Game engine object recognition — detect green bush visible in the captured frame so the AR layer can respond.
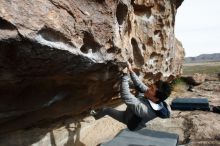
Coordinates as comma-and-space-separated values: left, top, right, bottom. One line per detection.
171, 78, 187, 92
171, 78, 186, 86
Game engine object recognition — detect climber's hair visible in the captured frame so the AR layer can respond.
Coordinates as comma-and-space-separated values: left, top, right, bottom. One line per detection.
155, 80, 171, 103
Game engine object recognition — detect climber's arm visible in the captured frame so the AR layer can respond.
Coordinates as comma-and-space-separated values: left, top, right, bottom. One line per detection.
127, 62, 148, 93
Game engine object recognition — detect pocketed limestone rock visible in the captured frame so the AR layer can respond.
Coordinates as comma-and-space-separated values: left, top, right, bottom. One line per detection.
0, 0, 184, 136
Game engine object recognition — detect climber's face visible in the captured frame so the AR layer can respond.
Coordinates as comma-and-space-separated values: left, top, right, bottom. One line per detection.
144, 84, 159, 103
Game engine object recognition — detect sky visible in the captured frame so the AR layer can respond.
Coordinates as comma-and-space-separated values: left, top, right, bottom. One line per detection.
175, 0, 220, 57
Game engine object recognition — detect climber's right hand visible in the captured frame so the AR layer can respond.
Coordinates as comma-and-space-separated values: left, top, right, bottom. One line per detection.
126, 61, 133, 72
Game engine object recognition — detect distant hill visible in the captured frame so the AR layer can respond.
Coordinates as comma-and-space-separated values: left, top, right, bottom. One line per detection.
185, 53, 220, 63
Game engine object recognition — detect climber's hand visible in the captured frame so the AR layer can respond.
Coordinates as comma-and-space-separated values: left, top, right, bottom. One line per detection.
126, 61, 133, 72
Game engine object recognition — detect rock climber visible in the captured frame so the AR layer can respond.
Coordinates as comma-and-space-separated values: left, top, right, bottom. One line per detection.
91, 62, 172, 131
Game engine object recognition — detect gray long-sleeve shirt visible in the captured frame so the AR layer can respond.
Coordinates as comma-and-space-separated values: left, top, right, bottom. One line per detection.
121, 72, 158, 129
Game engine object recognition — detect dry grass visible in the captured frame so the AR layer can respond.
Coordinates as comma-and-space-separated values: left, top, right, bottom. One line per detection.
183, 61, 220, 75
172, 83, 187, 93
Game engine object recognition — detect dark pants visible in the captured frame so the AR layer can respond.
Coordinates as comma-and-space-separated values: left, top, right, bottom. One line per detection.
95, 107, 127, 124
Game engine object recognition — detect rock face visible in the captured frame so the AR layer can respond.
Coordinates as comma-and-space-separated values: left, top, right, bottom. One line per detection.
0, 0, 184, 137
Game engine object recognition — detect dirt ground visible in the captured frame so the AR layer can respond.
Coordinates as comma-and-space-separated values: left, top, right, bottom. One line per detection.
165, 77, 220, 145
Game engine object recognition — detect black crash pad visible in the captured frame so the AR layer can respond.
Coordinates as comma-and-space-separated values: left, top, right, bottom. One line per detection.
101, 129, 179, 146
171, 98, 210, 111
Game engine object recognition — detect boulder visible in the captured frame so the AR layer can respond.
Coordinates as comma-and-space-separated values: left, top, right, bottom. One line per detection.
182, 73, 206, 86
0, 0, 184, 134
